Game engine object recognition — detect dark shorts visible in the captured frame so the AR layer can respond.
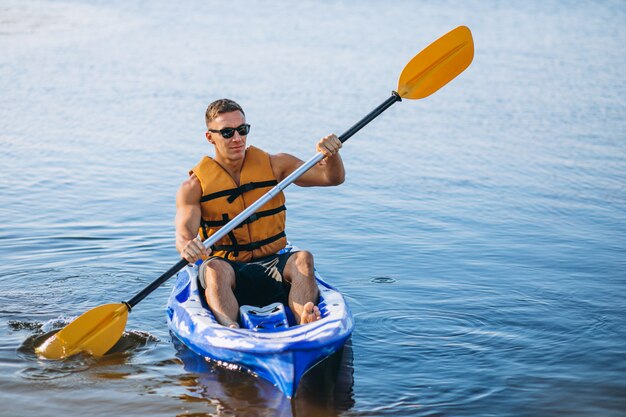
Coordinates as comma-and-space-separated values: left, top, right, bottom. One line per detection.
199, 251, 296, 307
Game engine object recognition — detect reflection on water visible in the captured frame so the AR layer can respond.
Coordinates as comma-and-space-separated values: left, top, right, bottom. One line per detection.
172, 336, 354, 417
15, 319, 159, 381
12, 318, 355, 416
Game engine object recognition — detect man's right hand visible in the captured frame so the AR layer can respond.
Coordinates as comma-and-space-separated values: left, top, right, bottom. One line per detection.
175, 173, 209, 263
180, 237, 211, 263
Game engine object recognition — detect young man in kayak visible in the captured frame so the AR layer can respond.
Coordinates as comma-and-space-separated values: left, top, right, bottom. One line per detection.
175, 98, 344, 328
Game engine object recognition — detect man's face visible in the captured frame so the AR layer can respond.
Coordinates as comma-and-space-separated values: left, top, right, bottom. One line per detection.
206, 110, 247, 161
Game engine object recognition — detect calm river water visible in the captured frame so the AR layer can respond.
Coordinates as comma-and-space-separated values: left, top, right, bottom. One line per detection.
1, 1, 625, 416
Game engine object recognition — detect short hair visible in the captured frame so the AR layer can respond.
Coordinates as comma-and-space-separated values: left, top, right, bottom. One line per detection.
205, 99, 245, 128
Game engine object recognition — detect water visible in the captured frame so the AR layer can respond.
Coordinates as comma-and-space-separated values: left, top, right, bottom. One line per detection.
1, 1, 625, 416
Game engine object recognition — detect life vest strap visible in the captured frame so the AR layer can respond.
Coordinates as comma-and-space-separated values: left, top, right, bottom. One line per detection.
200, 205, 286, 229
200, 180, 278, 203
211, 231, 286, 254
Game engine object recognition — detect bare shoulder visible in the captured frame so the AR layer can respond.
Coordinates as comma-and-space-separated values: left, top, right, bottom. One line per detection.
177, 173, 203, 204
270, 152, 303, 182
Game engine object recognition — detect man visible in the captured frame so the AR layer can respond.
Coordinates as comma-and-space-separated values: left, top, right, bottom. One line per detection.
175, 98, 344, 328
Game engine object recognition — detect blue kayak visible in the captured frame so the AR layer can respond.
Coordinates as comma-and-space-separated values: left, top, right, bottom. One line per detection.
166, 247, 354, 398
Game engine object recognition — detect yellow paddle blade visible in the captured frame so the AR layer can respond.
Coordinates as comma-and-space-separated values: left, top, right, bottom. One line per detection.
35, 303, 129, 360
397, 26, 474, 100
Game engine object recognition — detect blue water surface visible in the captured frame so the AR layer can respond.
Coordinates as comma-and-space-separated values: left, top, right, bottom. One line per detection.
1, 1, 625, 416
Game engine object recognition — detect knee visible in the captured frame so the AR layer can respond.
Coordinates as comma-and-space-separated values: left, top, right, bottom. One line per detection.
285, 251, 315, 284
293, 250, 315, 276
202, 259, 235, 289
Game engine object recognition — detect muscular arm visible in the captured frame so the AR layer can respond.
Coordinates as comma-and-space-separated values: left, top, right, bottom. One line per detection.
271, 134, 346, 186
175, 174, 209, 262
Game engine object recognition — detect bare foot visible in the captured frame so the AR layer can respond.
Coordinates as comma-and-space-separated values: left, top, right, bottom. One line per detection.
228, 323, 240, 329
300, 302, 322, 325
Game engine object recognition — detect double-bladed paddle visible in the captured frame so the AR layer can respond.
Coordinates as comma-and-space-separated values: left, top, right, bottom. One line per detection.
36, 25, 474, 360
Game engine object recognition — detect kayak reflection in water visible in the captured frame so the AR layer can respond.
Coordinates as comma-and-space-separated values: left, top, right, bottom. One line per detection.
174, 98, 345, 328
172, 335, 355, 415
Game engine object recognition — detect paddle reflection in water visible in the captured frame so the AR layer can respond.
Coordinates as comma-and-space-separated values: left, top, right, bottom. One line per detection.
17, 322, 159, 381
172, 336, 354, 417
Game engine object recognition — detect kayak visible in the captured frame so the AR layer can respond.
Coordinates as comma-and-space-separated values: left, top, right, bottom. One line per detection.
166, 245, 354, 398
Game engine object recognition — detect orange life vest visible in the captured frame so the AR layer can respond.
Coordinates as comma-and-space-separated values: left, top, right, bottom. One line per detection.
190, 145, 287, 262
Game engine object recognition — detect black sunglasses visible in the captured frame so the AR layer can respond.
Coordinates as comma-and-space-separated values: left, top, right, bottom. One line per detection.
208, 124, 250, 139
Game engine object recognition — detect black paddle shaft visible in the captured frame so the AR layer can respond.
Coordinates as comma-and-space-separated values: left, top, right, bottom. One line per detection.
124, 91, 402, 310
339, 92, 401, 143
125, 258, 188, 309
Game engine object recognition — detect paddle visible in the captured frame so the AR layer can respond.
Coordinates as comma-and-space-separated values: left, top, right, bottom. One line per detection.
36, 25, 474, 360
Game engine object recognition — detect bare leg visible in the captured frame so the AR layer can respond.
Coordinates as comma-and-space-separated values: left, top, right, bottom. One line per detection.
201, 258, 240, 328
283, 251, 322, 325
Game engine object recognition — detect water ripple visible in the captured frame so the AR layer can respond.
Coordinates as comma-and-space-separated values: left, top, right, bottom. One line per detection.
354, 307, 502, 355
14, 318, 160, 382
